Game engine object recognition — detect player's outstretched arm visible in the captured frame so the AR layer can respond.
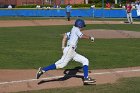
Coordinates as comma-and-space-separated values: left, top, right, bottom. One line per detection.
81, 34, 94, 42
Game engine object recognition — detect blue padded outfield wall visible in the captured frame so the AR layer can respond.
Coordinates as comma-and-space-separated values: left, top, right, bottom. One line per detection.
0, 8, 138, 18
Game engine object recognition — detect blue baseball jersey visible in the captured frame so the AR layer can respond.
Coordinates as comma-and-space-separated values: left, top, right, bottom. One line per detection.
65, 5, 71, 12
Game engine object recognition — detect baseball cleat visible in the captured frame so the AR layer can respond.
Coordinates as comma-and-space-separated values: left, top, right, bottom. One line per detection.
83, 77, 96, 84
36, 67, 44, 79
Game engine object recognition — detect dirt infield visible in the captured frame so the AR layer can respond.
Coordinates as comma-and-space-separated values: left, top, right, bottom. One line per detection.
83, 29, 140, 38
0, 20, 140, 93
0, 67, 140, 93
0, 20, 120, 27
0, 20, 140, 27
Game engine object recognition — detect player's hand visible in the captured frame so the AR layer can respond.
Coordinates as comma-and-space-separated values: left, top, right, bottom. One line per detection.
90, 37, 94, 42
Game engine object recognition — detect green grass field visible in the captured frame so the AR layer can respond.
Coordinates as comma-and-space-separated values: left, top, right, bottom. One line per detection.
0, 24, 140, 69
16, 77, 140, 93
0, 23, 140, 93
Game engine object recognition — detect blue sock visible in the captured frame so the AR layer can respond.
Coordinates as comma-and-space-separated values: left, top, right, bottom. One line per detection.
42, 64, 56, 72
83, 65, 88, 79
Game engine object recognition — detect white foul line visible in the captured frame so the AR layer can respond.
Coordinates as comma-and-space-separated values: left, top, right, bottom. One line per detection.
0, 69, 140, 85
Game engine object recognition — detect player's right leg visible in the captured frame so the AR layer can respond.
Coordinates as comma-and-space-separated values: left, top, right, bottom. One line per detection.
127, 13, 131, 23
73, 53, 96, 84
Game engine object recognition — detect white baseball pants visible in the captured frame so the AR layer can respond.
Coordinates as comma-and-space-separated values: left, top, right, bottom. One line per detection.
127, 12, 133, 23
137, 10, 140, 16
55, 45, 89, 69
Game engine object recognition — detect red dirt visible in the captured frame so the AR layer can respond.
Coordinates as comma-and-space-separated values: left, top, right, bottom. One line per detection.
0, 19, 140, 93
0, 67, 140, 93
0, 20, 140, 27
83, 29, 140, 38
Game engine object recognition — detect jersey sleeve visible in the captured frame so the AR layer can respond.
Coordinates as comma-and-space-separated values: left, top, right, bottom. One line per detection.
66, 32, 71, 40
76, 29, 83, 38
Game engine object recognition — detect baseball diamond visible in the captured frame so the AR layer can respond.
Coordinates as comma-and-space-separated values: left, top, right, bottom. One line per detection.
0, 18, 140, 93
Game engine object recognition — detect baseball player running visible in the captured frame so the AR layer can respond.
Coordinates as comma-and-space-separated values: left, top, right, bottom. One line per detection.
36, 19, 95, 84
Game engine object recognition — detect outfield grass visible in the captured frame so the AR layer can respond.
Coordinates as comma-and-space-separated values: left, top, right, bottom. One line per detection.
16, 77, 140, 93
0, 24, 139, 69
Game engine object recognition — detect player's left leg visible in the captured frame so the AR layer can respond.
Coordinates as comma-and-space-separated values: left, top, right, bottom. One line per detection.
73, 53, 95, 84
127, 13, 131, 23
36, 57, 71, 79
36, 46, 74, 79
130, 13, 133, 24
36, 64, 56, 79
